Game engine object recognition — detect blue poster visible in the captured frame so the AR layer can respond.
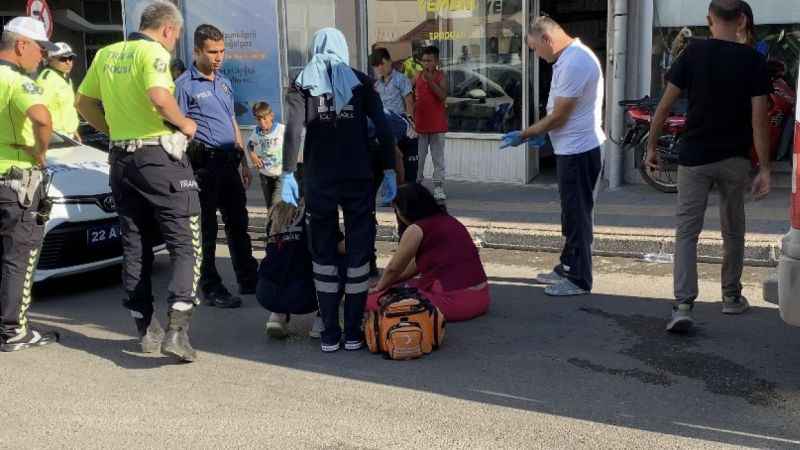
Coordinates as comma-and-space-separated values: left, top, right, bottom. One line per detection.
122, 0, 283, 125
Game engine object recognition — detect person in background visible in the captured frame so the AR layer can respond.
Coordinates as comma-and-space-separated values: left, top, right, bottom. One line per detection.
646, 0, 770, 333
368, 183, 490, 322
246, 101, 286, 209
36, 42, 80, 142
170, 58, 186, 80
414, 45, 448, 202
370, 47, 417, 183
175, 24, 259, 309
501, 16, 606, 297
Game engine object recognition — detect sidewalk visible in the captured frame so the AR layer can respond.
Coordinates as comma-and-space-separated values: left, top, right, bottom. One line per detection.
241, 178, 791, 267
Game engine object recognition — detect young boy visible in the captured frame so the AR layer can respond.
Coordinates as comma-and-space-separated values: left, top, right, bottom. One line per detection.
246, 102, 286, 208
414, 46, 449, 202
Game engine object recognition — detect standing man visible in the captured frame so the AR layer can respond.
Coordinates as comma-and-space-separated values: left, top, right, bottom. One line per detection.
0, 17, 59, 352
36, 42, 80, 142
370, 47, 417, 182
175, 24, 258, 309
76, 2, 202, 362
501, 16, 606, 297
282, 28, 396, 352
647, 0, 770, 333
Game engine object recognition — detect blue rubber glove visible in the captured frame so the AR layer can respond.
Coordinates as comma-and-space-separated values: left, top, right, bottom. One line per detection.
280, 171, 299, 206
499, 131, 526, 149
379, 169, 398, 206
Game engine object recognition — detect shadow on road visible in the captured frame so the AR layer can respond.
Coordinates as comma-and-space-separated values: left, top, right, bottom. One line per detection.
28, 260, 800, 448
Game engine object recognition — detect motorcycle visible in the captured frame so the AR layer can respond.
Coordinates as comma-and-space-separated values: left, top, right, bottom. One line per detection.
619, 59, 796, 193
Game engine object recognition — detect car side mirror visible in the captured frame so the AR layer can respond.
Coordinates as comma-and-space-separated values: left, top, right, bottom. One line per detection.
467, 88, 487, 100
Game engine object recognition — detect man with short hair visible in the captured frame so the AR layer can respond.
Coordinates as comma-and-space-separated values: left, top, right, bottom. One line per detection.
647, 0, 771, 333
76, 1, 202, 362
0, 17, 59, 352
175, 24, 258, 308
502, 16, 606, 297
37, 42, 80, 141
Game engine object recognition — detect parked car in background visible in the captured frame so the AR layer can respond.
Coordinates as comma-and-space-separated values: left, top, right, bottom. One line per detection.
38, 133, 163, 282
442, 63, 521, 133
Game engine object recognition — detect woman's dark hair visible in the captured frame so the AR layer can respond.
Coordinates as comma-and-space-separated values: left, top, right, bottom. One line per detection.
738, 0, 756, 47
393, 183, 445, 224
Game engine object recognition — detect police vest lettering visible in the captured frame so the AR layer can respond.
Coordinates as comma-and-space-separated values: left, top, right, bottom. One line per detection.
179, 179, 198, 190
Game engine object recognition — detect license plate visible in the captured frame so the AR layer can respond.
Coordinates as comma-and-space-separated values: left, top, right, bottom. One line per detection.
87, 223, 122, 247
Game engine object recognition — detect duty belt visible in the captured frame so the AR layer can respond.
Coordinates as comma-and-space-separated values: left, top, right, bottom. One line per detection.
110, 138, 161, 153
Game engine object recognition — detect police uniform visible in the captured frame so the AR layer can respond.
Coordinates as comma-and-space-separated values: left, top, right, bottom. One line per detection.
0, 60, 57, 350
283, 69, 394, 348
36, 67, 79, 138
78, 33, 202, 360
175, 64, 258, 303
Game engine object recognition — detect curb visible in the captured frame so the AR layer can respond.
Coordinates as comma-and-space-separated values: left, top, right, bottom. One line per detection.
227, 211, 782, 268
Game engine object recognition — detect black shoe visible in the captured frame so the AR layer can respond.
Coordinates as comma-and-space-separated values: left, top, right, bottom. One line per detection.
1, 329, 59, 352
133, 313, 165, 353
238, 282, 257, 296
162, 308, 196, 363
204, 288, 242, 309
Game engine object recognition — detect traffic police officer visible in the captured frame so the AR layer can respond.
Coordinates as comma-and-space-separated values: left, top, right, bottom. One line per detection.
36, 42, 80, 141
76, 2, 202, 363
282, 28, 397, 352
0, 17, 59, 352
175, 24, 258, 309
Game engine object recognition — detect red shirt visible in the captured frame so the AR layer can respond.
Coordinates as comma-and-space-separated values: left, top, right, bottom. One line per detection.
414, 214, 487, 291
414, 71, 448, 133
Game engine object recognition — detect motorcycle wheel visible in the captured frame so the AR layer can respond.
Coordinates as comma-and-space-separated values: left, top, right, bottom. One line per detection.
635, 135, 679, 194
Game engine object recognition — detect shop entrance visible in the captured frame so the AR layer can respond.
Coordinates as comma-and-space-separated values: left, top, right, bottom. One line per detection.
531, 0, 608, 182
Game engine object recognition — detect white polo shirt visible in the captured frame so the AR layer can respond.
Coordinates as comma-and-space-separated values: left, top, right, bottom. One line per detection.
546, 39, 606, 155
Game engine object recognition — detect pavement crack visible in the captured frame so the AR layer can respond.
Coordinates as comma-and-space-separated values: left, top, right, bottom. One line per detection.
579, 307, 783, 407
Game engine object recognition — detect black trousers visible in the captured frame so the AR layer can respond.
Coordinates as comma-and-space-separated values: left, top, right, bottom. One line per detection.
398, 137, 418, 184
109, 146, 202, 315
0, 183, 44, 339
554, 147, 602, 292
306, 180, 374, 344
189, 148, 258, 295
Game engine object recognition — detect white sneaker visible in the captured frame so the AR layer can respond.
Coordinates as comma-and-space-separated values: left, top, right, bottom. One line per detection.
266, 313, 289, 339
535, 271, 566, 285
722, 295, 750, 315
666, 304, 694, 333
433, 186, 447, 202
309, 315, 324, 339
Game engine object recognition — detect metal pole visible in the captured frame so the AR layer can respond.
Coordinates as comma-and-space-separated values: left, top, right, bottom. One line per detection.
609, 0, 628, 189
638, 0, 654, 98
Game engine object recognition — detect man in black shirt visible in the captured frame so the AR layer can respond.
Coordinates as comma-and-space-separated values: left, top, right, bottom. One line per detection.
647, 0, 771, 333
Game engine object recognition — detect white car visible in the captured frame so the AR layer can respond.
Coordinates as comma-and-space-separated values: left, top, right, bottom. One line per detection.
36, 133, 163, 282
778, 62, 800, 325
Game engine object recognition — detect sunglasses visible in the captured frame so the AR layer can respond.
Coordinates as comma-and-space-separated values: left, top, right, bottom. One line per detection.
58, 56, 75, 62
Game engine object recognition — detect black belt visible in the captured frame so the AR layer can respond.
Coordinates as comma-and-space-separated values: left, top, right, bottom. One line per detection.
187, 142, 241, 166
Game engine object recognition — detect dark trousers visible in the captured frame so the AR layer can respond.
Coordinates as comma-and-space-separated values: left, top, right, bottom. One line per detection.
306, 180, 375, 344
190, 148, 258, 295
109, 147, 202, 315
399, 137, 418, 184
0, 184, 44, 339
554, 147, 602, 292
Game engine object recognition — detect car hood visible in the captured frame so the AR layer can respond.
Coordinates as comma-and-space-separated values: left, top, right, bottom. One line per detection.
45, 145, 110, 198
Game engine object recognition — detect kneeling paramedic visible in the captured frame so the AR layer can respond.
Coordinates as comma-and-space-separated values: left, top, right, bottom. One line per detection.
0, 17, 59, 352
76, 2, 202, 363
281, 28, 397, 352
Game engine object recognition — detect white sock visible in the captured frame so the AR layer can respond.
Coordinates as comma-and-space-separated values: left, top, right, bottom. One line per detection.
130, 311, 144, 319
171, 302, 193, 312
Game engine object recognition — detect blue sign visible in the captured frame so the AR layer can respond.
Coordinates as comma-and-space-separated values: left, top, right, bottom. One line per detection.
122, 0, 284, 125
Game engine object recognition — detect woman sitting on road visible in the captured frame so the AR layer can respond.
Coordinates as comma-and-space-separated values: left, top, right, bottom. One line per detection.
368, 183, 491, 321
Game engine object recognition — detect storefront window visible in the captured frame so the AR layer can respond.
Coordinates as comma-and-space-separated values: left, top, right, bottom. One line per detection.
367, 0, 524, 133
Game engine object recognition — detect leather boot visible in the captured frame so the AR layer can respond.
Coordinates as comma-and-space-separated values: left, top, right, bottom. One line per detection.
162, 307, 196, 363
134, 314, 165, 353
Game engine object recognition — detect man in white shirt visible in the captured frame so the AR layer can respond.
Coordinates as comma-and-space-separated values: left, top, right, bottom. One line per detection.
501, 16, 606, 296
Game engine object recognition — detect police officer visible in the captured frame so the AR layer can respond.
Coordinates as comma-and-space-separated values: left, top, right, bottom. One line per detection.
175, 24, 258, 309
0, 17, 59, 352
282, 28, 397, 352
36, 42, 80, 141
76, 2, 202, 363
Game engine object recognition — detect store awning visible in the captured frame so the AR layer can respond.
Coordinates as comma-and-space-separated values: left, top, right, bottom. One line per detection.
655, 0, 800, 27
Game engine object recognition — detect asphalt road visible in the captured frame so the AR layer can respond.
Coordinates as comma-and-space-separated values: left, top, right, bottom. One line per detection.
2, 244, 799, 449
